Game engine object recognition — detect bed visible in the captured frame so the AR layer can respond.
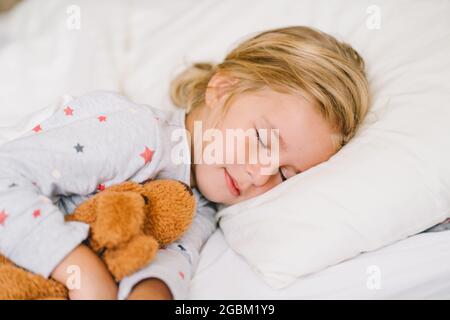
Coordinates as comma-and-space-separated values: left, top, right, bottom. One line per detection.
190, 229, 450, 299
1, 0, 449, 299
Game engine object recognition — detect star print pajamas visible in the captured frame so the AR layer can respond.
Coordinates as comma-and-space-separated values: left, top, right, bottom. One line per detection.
0, 90, 218, 300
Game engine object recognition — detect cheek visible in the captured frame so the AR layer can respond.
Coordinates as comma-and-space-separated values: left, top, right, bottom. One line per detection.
193, 164, 223, 202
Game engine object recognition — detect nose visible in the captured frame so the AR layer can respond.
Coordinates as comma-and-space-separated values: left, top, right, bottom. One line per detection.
245, 163, 272, 188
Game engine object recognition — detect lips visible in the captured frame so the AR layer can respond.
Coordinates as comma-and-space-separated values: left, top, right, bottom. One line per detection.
224, 169, 241, 197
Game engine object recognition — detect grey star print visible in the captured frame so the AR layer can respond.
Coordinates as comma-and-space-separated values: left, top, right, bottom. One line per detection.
74, 143, 84, 153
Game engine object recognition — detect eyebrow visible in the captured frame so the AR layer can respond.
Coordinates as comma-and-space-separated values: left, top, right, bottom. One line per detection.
262, 116, 286, 151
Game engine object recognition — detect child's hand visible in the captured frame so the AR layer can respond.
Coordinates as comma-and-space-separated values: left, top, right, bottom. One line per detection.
127, 278, 173, 300
51, 244, 118, 300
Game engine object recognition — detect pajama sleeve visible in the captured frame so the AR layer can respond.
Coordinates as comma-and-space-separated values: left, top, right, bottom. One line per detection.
0, 91, 170, 278
117, 188, 218, 300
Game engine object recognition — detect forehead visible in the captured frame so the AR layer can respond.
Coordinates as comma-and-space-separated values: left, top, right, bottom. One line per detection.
231, 87, 319, 129
231, 87, 311, 111
230, 87, 324, 130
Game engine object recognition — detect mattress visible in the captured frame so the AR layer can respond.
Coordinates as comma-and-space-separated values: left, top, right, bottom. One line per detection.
189, 229, 450, 299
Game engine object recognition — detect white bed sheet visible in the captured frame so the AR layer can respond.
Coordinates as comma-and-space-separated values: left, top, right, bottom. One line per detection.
189, 229, 450, 299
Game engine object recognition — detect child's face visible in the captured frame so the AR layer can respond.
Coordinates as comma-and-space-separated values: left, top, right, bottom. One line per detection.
188, 79, 338, 206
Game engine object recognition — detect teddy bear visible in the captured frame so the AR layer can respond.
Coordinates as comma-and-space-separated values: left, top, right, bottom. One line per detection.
0, 179, 196, 300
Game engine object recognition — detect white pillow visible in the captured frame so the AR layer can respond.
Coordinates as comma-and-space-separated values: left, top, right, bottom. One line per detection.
213, 0, 450, 289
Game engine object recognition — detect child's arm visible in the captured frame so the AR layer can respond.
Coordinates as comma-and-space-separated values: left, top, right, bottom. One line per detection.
118, 189, 218, 300
127, 278, 172, 300
51, 244, 117, 300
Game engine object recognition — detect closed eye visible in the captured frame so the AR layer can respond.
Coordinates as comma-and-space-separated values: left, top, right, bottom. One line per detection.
256, 127, 293, 182
279, 167, 287, 181
279, 167, 302, 181
255, 128, 268, 148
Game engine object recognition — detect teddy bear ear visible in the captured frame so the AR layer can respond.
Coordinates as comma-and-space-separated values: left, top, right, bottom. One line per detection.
102, 181, 144, 193
177, 180, 193, 196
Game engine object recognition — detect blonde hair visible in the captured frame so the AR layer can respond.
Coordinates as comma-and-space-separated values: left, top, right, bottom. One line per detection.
170, 26, 370, 149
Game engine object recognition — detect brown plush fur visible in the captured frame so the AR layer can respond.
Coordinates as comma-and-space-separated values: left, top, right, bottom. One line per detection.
0, 179, 196, 300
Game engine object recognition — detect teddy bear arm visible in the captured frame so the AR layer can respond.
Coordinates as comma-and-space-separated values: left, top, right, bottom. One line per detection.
102, 235, 159, 281
92, 191, 146, 248
65, 197, 97, 224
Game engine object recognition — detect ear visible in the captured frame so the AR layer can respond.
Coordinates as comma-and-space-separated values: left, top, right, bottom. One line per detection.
205, 73, 237, 109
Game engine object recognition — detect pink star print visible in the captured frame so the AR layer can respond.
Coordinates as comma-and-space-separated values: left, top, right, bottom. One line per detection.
179, 271, 185, 280
0, 209, 8, 226
98, 115, 107, 122
64, 106, 74, 116
33, 209, 41, 218
140, 146, 154, 164
32, 124, 42, 133
97, 184, 106, 192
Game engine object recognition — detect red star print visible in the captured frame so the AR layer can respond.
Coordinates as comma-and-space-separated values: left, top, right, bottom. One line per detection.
140, 146, 154, 164
0, 209, 8, 226
64, 106, 74, 116
98, 115, 107, 122
32, 124, 42, 133
97, 183, 106, 192
179, 271, 185, 280
32, 209, 41, 218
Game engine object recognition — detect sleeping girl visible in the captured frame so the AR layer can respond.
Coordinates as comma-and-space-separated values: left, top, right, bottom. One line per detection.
0, 26, 370, 299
